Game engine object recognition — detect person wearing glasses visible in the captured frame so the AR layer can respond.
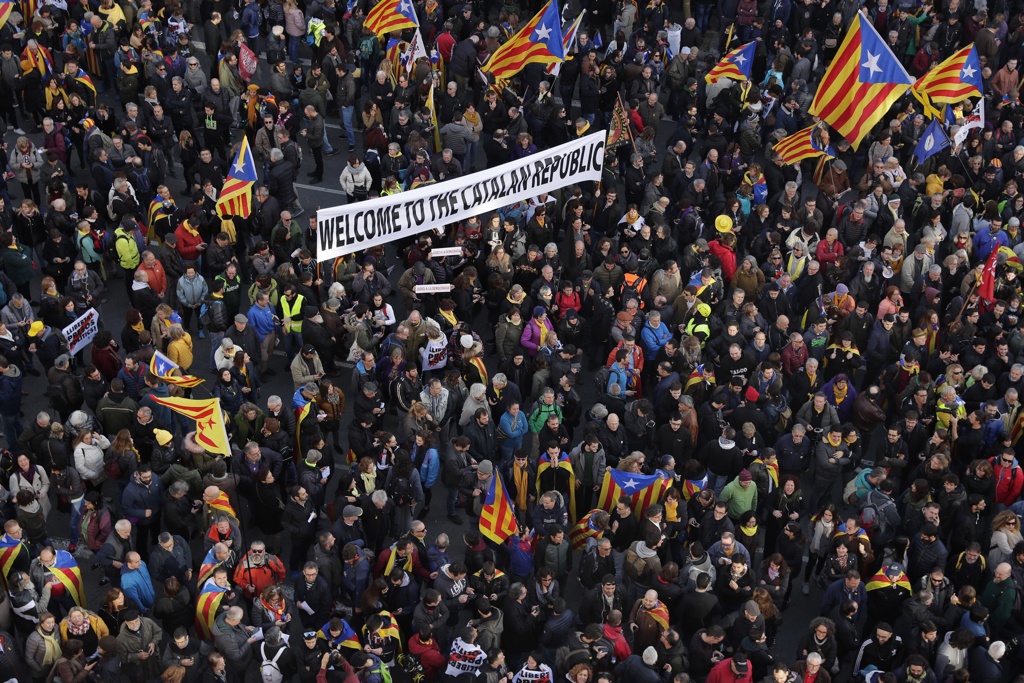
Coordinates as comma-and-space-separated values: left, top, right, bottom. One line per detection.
990, 449, 1024, 508
232, 541, 286, 603
989, 510, 1023, 564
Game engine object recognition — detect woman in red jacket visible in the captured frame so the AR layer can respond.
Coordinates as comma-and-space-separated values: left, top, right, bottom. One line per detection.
173, 216, 206, 267
407, 623, 445, 679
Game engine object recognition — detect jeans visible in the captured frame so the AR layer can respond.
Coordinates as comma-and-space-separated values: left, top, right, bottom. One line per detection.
446, 486, 460, 516
695, 2, 713, 32
463, 141, 478, 171
340, 106, 355, 148
0, 413, 22, 449
322, 128, 334, 154
282, 330, 302, 362
208, 331, 224, 372
288, 35, 300, 63
68, 495, 83, 545
711, 473, 729, 496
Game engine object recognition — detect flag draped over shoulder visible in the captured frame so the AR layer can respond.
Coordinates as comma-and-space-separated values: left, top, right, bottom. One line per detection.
215, 136, 257, 218
570, 509, 605, 550
150, 349, 204, 388
866, 568, 912, 592
912, 44, 983, 119
773, 123, 835, 165
480, 471, 518, 544
640, 601, 670, 630
363, 0, 419, 36
207, 491, 237, 519
704, 41, 755, 84
0, 535, 24, 577
596, 469, 670, 517
195, 581, 227, 641
197, 548, 223, 585
483, 0, 565, 81
48, 550, 86, 607
320, 619, 362, 649
809, 13, 913, 149
537, 450, 576, 522
148, 396, 231, 456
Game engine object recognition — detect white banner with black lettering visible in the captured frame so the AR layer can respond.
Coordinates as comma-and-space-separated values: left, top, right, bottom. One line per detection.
316, 132, 607, 261
62, 308, 100, 356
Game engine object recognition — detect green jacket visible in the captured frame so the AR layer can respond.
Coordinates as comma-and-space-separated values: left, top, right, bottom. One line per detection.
528, 401, 562, 433
1, 245, 33, 285
719, 477, 758, 520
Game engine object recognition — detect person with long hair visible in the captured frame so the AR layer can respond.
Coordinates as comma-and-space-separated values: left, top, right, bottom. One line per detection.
804, 504, 838, 594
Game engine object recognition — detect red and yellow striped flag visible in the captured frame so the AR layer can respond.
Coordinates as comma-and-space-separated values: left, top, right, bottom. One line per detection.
480, 471, 518, 544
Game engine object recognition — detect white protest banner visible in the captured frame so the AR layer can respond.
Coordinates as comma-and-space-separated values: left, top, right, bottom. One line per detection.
414, 284, 455, 294
317, 132, 606, 261
62, 308, 100, 356
429, 247, 464, 258
954, 98, 984, 147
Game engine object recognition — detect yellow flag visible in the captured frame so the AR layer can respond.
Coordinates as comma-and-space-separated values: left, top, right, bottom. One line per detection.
427, 83, 442, 153
148, 396, 232, 456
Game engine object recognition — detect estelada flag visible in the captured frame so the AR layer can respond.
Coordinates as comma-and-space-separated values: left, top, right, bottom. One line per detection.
570, 509, 605, 551
216, 136, 257, 219
704, 41, 755, 85
48, 550, 86, 607
596, 469, 670, 518
0, 534, 24, 578
150, 349, 204, 388
809, 13, 913, 149
362, 610, 403, 652
773, 122, 835, 165
364, 0, 419, 36
483, 0, 565, 81
197, 547, 223, 585
0, 2, 13, 30
866, 567, 912, 592
147, 396, 231, 456
320, 619, 361, 649
195, 582, 227, 641
912, 44, 983, 119
480, 470, 518, 544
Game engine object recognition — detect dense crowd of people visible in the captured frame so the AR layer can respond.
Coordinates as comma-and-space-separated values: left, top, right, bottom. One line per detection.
2, 0, 1024, 681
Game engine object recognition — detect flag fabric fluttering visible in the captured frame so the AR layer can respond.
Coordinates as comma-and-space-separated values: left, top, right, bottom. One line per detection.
480, 470, 519, 544
953, 99, 984, 147
427, 83, 442, 152
48, 550, 86, 607
363, 0, 419, 36
150, 349, 204, 388
147, 396, 232, 456
546, 11, 584, 77
0, 2, 13, 30
978, 244, 999, 303
408, 27, 428, 72
607, 93, 634, 150
483, 0, 565, 81
596, 469, 670, 518
772, 123, 835, 165
704, 41, 756, 84
216, 136, 257, 218
913, 117, 950, 163
809, 13, 913, 149
912, 44, 983, 119
570, 509, 605, 550
0, 534, 24, 578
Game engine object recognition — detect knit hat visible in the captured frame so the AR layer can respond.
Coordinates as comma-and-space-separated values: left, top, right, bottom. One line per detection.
744, 386, 759, 402
642, 647, 658, 666
154, 429, 173, 446
532, 306, 546, 318
738, 469, 752, 482
477, 460, 494, 474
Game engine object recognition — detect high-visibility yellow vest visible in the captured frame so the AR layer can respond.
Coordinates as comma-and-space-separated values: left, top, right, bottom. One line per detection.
281, 294, 305, 333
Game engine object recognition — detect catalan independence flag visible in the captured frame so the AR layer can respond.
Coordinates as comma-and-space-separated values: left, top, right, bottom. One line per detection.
483, 0, 565, 81
197, 548, 223, 585
195, 582, 227, 641
570, 509, 605, 551
320, 619, 361, 649
215, 136, 257, 219
148, 396, 231, 456
773, 123, 835, 165
912, 44, 983, 120
546, 11, 584, 77
363, 610, 403, 652
207, 490, 237, 520
363, 0, 419, 36
0, 535, 24, 578
0, 2, 14, 30
150, 349, 204, 388
638, 600, 670, 631
866, 566, 912, 593
704, 41, 755, 84
67, 67, 96, 99
596, 469, 670, 518
480, 470, 518, 544
48, 550, 86, 607
809, 13, 912, 149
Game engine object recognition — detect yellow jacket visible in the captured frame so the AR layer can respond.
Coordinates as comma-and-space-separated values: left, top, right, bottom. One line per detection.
59, 611, 110, 642
168, 333, 194, 371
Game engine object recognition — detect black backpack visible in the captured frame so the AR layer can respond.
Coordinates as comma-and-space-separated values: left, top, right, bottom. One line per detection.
388, 474, 413, 506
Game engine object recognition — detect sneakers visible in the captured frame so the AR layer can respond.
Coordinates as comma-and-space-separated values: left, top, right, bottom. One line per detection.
802, 583, 810, 595
13, 128, 24, 135
325, 149, 341, 157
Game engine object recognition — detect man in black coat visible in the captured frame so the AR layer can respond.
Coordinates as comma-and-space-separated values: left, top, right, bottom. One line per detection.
301, 307, 337, 370
294, 561, 333, 629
